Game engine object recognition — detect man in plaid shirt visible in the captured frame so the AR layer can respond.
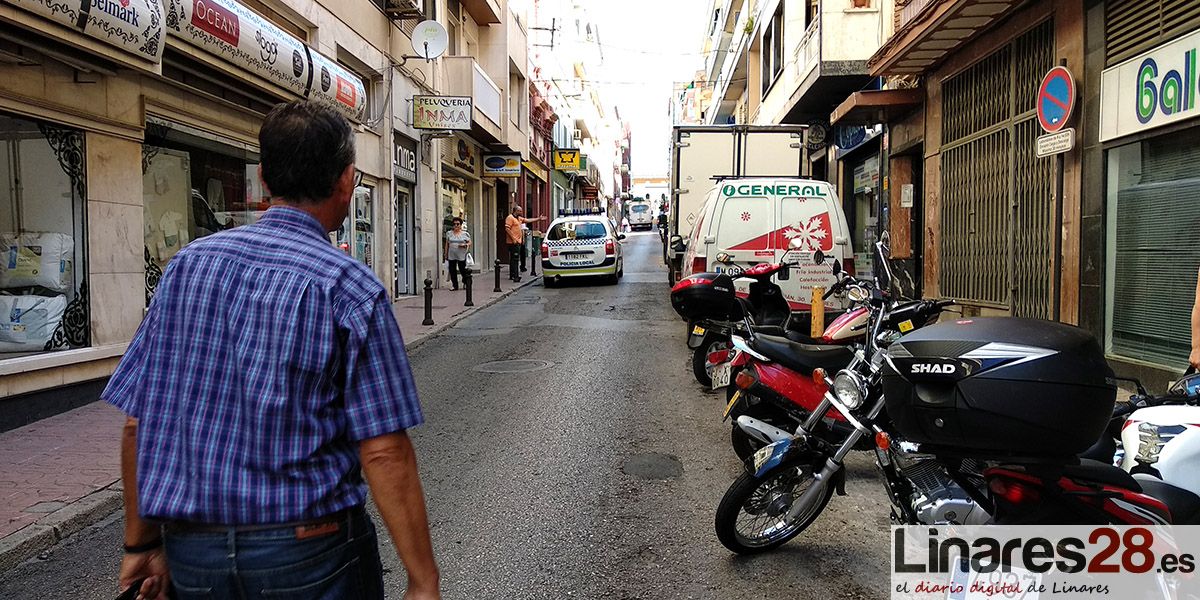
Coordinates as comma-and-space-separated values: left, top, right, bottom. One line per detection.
104, 101, 439, 600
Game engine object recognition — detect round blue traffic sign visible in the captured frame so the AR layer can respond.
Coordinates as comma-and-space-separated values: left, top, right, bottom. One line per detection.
1037, 66, 1076, 133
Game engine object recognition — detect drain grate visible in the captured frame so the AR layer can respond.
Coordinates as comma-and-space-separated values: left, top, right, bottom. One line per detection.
472, 359, 554, 374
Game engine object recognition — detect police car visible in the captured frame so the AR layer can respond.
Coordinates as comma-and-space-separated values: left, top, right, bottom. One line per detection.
540, 208, 625, 286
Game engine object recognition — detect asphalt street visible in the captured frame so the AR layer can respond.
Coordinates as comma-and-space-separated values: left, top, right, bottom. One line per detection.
0, 231, 891, 599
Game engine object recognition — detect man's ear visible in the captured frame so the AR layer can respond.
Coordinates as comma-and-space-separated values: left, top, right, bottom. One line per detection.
258, 165, 271, 196
336, 164, 355, 203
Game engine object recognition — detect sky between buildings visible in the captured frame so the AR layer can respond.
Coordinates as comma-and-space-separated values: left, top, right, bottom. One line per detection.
592, 0, 709, 179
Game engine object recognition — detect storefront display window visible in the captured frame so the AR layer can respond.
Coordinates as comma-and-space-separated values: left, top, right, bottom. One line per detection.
142, 123, 262, 305
1104, 131, 1200, 369
0, 114, 89, 357
336, 185, 374, 267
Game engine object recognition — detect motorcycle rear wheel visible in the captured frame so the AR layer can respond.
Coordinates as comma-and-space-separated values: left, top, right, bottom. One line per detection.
714, 461, 833, 555
691, 339, 729, 387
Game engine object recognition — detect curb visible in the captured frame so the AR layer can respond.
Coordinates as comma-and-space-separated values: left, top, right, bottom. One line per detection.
0, 278, 539, 571
405, 276, 540, 352
0, 484, 122, 572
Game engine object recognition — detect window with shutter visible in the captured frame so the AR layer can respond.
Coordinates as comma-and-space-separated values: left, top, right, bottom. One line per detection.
1106, 0, 1200, 66
1104, 127, 1200, 368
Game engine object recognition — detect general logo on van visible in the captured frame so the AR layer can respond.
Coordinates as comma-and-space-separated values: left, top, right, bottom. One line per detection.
721, 184, 828, 197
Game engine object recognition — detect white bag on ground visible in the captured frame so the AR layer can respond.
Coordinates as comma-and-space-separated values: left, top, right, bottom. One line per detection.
0, 233, 74, 292
0, 294, 67, 352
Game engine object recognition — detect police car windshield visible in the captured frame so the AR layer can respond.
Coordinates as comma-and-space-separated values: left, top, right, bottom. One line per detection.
548, 221, 607, 240
631, 205, 649, 213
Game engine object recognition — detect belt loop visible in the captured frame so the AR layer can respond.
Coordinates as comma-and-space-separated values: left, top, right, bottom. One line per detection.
344, 507, 355, 541
226, 526, 235, 561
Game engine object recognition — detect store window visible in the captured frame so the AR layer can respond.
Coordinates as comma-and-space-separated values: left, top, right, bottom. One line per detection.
336, 184, 374, 267
1105, 129, 1200, 368
0, 114, 89, 357
142, 122, 263, 305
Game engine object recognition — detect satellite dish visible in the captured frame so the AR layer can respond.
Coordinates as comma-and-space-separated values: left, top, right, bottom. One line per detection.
411, 20, 449, 60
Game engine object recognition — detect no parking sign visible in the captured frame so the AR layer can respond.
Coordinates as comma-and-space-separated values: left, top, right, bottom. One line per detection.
1037, 66, 1076, 133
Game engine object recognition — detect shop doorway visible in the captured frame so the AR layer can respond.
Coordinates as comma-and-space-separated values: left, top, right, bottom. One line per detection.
495, 179, 511, 261
394, 186, 413, 296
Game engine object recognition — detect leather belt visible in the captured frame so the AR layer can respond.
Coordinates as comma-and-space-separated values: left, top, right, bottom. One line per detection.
163, 505, 363, 539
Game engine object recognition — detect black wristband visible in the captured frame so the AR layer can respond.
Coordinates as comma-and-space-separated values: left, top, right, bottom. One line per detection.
123, 537, 163, 554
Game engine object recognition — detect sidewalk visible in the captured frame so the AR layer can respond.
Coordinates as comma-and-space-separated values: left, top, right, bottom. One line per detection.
0, 271, 539, 571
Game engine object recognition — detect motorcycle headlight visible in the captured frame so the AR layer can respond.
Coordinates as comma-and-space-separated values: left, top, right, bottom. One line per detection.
833, 370, 867, 410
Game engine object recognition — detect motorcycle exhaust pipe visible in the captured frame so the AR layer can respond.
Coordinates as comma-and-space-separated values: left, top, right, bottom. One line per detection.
735, 415, 793, 446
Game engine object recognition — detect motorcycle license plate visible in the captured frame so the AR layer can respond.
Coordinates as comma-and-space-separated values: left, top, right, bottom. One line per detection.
723, 390, 742, 419
948, 557, 1041, 600
692, 325, 706, 336
711, 363, 732, 390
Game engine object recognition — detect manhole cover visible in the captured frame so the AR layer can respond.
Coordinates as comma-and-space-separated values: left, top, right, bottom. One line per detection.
622, 453, 683, 480
472, 359, 554, 373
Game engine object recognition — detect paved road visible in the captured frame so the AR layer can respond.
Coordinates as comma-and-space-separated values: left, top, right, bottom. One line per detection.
0, 232, 891, 599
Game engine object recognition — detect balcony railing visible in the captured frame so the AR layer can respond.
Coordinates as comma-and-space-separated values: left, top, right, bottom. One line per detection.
897, 0, 935, 31
794, 20, 820, 82
444, 56, 503, 129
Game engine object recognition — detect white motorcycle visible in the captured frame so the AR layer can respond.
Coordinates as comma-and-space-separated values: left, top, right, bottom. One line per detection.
1119, 372, 1200, 509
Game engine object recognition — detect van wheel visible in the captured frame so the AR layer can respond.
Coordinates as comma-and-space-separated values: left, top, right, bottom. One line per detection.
543, 276, 556, 288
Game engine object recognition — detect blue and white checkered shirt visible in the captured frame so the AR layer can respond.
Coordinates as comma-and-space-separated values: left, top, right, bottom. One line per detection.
103, 206, 423, 525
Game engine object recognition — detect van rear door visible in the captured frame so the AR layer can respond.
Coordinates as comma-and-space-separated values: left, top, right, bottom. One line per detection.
711, 192, 776, 279
776, 187, 843, 309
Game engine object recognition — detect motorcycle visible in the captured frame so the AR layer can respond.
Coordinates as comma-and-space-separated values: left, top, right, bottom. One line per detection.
719, 237, 945, 461
672, 251, 859, 387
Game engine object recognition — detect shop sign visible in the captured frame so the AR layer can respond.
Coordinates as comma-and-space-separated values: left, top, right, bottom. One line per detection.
554, 149, 580, 171
482, 154, 521, 177
8, 0, 166, 63
1101, 27, 1200, 142
523, 160, 548, 182
164, 0, 366, 120
394, 133, 418, 184
412, 96, 471, 130
853, 156, 880, 193
452, 138, 476, 172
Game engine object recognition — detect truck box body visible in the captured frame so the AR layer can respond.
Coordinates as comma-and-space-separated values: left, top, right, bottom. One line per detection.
667, 125, 807, 283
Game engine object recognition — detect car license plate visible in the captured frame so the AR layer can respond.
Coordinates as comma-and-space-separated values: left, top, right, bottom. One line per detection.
711, 363, 732, 390
716, 265, 744, 276
692, 325, 706, 336
723, 390, 742, 419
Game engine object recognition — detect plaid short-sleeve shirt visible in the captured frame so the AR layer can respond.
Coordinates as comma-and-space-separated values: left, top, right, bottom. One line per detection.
103, 206, 423, 525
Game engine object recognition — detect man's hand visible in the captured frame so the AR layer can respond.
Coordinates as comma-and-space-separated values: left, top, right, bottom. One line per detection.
1190, 347, 1200, 371
119, 547, 170, 600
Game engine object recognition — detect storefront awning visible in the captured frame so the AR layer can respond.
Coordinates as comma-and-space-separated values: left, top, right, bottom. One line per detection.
2, 0, 166, 64
868, 0, 1023, 77
830, 89, 924, 126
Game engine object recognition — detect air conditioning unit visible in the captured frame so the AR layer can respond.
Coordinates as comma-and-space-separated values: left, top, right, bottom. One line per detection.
572, 130, 583, 141
385, 0, 423, 19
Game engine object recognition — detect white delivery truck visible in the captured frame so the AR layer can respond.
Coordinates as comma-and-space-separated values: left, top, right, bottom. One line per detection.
664, 125, 811, 285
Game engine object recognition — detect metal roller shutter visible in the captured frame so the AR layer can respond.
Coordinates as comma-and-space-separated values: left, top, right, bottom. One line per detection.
1107, 0, 1200, 66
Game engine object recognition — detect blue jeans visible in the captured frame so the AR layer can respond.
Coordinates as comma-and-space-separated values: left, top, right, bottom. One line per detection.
163, 508, 384, 599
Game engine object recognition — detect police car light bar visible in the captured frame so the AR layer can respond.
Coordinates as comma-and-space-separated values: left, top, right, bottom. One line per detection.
558, 208, 603, 216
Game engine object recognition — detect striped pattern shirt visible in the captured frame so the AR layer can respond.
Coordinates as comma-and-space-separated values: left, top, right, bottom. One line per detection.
103, 206, 423, 524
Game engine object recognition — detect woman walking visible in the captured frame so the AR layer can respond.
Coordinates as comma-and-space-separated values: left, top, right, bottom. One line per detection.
445, 217, 471, 291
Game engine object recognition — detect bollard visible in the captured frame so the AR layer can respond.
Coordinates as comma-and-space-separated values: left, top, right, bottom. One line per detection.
494, 258, 502, 292
464, 269, 474, 307
422, 273, 435, 326
810, 286, 825, 339
530, 237, 539, 276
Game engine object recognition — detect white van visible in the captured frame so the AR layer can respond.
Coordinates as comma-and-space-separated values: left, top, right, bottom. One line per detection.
680, 178, 854, 309
627, 200, 654, 231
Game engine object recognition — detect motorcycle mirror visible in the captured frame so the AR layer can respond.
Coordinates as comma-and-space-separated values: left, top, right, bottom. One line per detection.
813, 250, 826, 265
777, 264, 791, 281
832, 258, 842, 275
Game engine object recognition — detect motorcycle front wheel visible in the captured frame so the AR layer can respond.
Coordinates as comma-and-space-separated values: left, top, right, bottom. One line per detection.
714, 460, 833, 554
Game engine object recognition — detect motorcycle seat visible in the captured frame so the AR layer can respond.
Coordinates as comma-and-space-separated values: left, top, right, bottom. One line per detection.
751, 334, 854, 376
1061, 459, 1141, 490
1134, 475, 1200, 524
750, 325, 820, 344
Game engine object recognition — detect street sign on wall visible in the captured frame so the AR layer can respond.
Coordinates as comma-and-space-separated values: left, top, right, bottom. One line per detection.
1035, 128, 1076, 158
1037, 66, 1076, 133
